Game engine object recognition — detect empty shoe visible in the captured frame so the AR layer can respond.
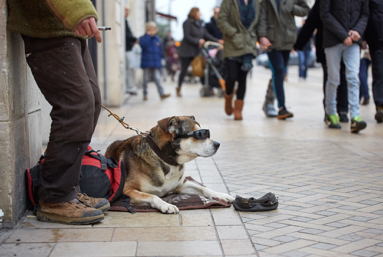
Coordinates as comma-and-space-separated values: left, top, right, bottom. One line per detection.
233, 193, 278, 212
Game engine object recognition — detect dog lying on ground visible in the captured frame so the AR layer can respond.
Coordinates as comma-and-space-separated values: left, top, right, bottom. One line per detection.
105, 116, 235, 213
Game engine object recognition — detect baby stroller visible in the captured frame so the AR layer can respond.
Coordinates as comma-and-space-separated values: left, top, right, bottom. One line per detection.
200, 42, 226, 98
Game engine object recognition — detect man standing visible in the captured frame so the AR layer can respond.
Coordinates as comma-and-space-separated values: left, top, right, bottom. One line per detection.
320, 0, 369, 132
125, 6, 138, 95
7, 0, 109, 224
364, 0, 383, 123
206, 7, 223, 40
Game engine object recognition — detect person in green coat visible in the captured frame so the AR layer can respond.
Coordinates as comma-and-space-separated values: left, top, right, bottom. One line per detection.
217, 0, 261, 120
258, 0, 310, 120
7, 0, 110, 225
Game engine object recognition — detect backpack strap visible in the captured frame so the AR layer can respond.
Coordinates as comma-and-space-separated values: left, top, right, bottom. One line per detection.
85, 150, 117, 171
120, 194, 136, 214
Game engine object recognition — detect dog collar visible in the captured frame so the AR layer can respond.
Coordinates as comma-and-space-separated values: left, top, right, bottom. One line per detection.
146, 134, 179, 166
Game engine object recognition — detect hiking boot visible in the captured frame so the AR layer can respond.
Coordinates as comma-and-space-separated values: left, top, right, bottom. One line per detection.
375, 107, 383, 123
339, 113, 349, 123
351, 116, 367, 133
36, 199, 104, 225
160, 94, 171, 100
77, 193, 110, 213
325, 114, 341, 129
277, 106, 293, 120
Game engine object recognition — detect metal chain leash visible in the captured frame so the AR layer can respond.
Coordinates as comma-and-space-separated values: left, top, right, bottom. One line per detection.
101, 105, 149, 137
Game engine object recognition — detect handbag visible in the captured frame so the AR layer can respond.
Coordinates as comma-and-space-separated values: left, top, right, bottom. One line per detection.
191, 54, 205, 78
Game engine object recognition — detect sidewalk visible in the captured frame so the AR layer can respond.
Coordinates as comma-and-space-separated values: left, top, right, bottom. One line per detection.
1, 65, 383, 257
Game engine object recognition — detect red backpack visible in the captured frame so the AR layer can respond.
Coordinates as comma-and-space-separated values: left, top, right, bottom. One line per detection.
25, 146, 126, 211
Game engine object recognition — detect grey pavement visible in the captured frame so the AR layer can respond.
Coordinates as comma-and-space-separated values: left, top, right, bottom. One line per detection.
1, 65, 383, 257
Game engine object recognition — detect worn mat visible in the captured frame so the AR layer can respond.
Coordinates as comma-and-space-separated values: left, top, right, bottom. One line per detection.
109, 176, 231, 212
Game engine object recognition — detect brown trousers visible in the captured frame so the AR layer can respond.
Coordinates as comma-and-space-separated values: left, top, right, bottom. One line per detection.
23, 36, 101, 203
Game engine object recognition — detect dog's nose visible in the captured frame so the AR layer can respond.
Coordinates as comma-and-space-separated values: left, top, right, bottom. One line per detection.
213, 141, 220, 149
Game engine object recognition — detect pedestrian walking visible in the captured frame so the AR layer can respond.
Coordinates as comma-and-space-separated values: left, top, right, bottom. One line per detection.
139, 22, 171, 101
258, 0, 310, 120
177, 7, 222, 97
217, 0, 260, 120
297, 20, 312, 81
294, 0, 349, 123
320, 0, 369, 132
7, 0, 109, 224
359, 43, 371, 105
206, 7, 223, 40
125, 6, 138, 95
364, 0, 383, 123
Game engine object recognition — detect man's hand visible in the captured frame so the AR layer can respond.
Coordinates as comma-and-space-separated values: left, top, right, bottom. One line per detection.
349, 30, 361, 42
199, 39, 206, 48
260, 37, 272, 50
362, 41, 367, 50
343, 36, 352, 46
218, 39, 224, 45
75, 17, 102, 43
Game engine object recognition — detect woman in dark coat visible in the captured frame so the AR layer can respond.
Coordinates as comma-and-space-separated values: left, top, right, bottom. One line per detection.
177, 7, 221, 97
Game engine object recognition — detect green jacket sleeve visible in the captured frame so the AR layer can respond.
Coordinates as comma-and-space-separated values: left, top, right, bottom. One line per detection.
217, 0, 237, 37
257, 0, 268, 38
292, 0, 310, 17
45, 0, 98, 31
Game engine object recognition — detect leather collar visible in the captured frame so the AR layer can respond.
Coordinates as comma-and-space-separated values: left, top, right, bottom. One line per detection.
146, 134, 179, 166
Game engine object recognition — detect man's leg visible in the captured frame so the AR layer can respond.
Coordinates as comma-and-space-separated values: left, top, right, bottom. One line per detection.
304, 50, 310, 78
370, 47, 383, 122
324, 45, 343, 117
337, 61, 349, 121
153, 68, 166, 97
342, 44, 361, 119
359, 58, 370, 101
298, 51, 304, 78
267, 50, 286, 108
142, 68, 150, 98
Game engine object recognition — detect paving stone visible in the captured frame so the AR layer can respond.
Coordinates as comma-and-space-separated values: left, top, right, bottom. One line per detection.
216, 226, 249, 240
351, 249, 380, 257
337, 234, 365, 242
0, 243, 54, 257
264, 223, 288, 229
359, 201, 381, 206
325, 222, 350, 228
272, 236, 298, 243
349, 216, 374, 222
300, 229, 325, 235
310, 243, 337, 250
282, 251, 310, 257
221, 239, 256, 255
289, 217, 313, 222
314, 211, 337, 216
137, 241, 222, 256
50, 242, 137, 257
362, 229, 383, 235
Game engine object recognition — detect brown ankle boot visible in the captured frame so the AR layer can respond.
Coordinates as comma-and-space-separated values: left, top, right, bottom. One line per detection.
37, 199, 104, 225
224, 93, 234, 115
77, 193, 110, 213
233, 100, 244, 120
176, 87, 182, 97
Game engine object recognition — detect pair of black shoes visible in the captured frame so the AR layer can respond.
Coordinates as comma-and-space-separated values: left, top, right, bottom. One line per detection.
233, 193, 278, 212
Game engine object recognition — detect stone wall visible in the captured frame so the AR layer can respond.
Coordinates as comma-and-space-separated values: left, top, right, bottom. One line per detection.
0, 0, 42, 228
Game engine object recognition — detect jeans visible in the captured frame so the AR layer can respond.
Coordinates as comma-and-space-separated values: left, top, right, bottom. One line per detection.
143, 68, 165, 96
298, 50, 310, 78
321, 61, 349, 114
370, 47, 383, 108
267, 50, 290, 108
359, 58, 371, 100
23, 36, 101, 203
325, 43, 360, 118
224, 58, 248, 100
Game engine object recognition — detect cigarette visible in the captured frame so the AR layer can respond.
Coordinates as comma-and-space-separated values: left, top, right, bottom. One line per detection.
98, 27, 111, 31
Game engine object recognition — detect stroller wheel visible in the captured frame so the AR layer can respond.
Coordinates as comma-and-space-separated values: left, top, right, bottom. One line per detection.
200, 87, 211, 97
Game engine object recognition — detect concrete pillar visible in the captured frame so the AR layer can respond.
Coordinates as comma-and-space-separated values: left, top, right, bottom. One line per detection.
97, 0, 126, 107
0, 0, 42, 228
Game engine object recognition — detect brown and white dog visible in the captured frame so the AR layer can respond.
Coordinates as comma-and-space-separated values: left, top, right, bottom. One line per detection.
105, 116, 235, 213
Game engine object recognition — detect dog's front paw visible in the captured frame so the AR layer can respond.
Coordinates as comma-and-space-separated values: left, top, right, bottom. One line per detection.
158, 202, 179, 214
214, 193, 235, 204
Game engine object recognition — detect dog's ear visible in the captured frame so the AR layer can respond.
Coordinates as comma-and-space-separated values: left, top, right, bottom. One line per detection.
157, 116, 181, 134
189, 116, 196, 120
